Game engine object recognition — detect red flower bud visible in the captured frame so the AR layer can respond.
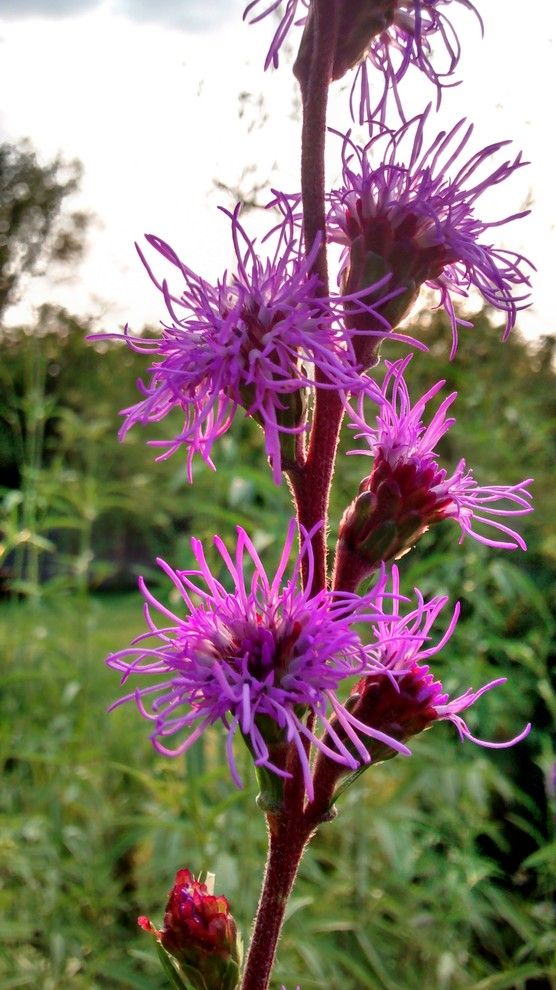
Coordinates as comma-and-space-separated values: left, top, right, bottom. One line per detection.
335, 451, 452, 590
139, 870, 242, 990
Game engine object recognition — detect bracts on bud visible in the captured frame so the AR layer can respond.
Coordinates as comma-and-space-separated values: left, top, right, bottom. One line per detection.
339, 235, 420, 370
333, 451, 449, 591
294, 0, 398, 89
139, 869, 242, 990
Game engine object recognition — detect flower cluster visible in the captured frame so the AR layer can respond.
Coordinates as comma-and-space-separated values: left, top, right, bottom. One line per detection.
105, 0, 536, 986
244, 0, 479, 123
343, 567, 531, 764
117, 205, 372, 484
105, 0, 535, 824
109, 514, 531, 804
328, 110, 532, 358
335, 355, 532, 585
107, 520, 412, 802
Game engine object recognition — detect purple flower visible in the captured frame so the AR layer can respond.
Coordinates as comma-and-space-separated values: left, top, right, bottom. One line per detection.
243, 0, 309, 70
345, 355, 533, 553
346, 566, 531, 758
328, 109, 533, 356
107, 520, 411, 800
243, 1, 478, 123
352, 0, 481, 124
116, 205, 364, 485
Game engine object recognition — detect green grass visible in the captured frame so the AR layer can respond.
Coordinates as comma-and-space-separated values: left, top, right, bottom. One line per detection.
1, 594, 270, 989
1, 594, 554, 990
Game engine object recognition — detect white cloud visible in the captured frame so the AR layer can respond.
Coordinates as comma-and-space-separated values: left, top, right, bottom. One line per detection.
113, 0, 241, 31
0, 0, 97, 16
0, 0, 242, 29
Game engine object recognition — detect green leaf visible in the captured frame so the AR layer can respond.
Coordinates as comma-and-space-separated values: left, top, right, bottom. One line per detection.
155, 942, 190, 990
468, 962, 556, 989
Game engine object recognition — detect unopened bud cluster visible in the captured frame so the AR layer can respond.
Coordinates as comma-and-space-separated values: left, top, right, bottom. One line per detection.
337, 450, 445, 577
139, 869, 241, 990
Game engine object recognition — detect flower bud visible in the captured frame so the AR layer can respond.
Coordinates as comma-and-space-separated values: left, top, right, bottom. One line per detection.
346, 666, 439, 765
334, 453, 447, 589
139, 869, 242, 990
294, 1, 398, 87
341, 234, 419, 347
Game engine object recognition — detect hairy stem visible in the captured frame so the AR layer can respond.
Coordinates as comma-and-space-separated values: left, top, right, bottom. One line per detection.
298, 1, 338, 292
290, 0, 342, 595
240, 814, 310, 990
241, 7, 341, 989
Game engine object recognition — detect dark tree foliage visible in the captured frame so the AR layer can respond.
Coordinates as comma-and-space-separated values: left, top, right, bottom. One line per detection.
0, 140, 90, 320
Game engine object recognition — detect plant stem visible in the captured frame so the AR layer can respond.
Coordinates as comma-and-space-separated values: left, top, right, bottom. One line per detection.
298, 2, 338, 293
242, 8, 341, 989
289, 0, 342, 596
240, 814, 310, 990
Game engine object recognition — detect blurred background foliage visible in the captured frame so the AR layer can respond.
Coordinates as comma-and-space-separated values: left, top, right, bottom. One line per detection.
0, 140, 554, 990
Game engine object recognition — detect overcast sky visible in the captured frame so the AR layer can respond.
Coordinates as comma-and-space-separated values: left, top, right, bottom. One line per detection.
0, 0, 238, 29
0, 0, 554, 339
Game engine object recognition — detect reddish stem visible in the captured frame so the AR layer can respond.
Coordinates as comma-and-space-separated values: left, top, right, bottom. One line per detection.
289, 0, 343, 595
241, 6, 340, 989
240, 814, 311, 990
288, 387, 345, 592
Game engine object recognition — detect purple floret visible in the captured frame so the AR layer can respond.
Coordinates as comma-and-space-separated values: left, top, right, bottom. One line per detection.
355, 565, 531, 749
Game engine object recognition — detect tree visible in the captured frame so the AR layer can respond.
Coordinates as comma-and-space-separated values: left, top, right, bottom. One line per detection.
0, 140, 90, 321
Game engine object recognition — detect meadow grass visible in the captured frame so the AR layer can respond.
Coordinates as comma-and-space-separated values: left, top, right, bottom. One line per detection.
1, 594, 270, 989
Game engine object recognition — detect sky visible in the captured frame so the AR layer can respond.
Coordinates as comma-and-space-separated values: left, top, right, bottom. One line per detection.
0, 0, 554, 339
